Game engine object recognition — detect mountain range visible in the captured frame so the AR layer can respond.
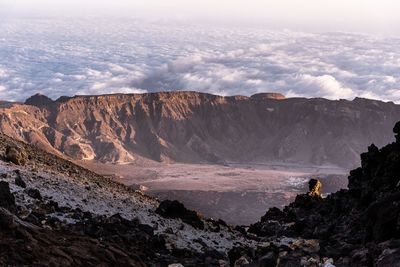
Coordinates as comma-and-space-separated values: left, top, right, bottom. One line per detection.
0, 91, 399, 168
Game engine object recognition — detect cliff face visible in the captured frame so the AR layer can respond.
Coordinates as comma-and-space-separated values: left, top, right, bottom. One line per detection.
0, 91, 399, 168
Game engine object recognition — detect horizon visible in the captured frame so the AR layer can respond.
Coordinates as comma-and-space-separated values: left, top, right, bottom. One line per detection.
2, 0, 400, 35
3, 90, 398, 105
0, 1, 399, 103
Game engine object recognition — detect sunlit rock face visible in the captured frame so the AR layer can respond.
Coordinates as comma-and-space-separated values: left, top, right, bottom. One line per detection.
0, 91, 399, 169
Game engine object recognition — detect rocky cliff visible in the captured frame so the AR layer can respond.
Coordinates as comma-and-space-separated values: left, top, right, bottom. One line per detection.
243, 122, 400, 266
1, 92, 399, 168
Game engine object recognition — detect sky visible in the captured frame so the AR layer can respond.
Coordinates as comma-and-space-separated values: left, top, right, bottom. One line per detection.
0, 1, 399, 102
2, 0, 400, 34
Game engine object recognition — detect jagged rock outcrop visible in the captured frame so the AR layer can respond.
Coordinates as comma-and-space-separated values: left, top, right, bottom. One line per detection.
156, 200, 205, 229
307, 179, 322, 198
393, 121, 400, 144
246, 121, 400, 266
0, 182, 16, 213
1, 92, 399, 168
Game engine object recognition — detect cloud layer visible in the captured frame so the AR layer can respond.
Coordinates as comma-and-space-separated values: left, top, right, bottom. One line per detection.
0, 18, 399, 102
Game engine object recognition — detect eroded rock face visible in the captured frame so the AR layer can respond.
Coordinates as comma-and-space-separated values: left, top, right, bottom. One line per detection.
1, 92, 400, 168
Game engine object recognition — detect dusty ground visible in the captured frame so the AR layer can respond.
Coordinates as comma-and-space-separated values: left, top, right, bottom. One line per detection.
81, 161, 348, 225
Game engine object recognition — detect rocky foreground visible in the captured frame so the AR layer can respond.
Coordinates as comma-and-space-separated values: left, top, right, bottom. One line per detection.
244, 123, 400, 266
0, 134, 256, 266
1, 121, 400, 266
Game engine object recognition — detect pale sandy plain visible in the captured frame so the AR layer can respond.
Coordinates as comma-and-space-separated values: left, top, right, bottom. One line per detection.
81, 161, 348, 225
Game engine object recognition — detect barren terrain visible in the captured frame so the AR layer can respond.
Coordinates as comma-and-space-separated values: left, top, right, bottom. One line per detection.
82, 161, 348, 225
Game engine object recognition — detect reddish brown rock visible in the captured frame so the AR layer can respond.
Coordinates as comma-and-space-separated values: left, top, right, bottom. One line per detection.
0, 92, 400, 168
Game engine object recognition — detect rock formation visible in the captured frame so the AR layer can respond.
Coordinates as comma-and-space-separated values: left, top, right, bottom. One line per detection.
0, 92, 399, 168
394, 121, 400, 143
156, 200, 205, 229
4, 145, 27, 166
0, 181, 16, 213
25, 93, 54, 107
307, 179, 322, 197
245, 121, 400, 266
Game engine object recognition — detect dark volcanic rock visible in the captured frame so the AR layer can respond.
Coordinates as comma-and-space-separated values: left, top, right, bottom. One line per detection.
0, 182, 16, 213
25, 188, 42, 200
0, 207, 146, 267
14, 170, 27, 188
258, 252, 278, 267
156, 200, 205, 229
249, 121, 400, 265
394, 121, 400, 143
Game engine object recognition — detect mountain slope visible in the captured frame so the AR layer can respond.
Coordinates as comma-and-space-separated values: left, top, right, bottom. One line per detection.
1, 91, 399, 168
0, 133, 258, 266
2, 115, 400, 266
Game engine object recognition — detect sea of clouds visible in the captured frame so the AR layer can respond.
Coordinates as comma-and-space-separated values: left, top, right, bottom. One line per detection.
0, 18, 399, 102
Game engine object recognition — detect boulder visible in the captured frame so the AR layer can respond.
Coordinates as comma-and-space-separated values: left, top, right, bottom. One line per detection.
234, 256, 250, 267
14, 170, 27, 188
258, 252, 278, 267
25, 188, 42, 200
376, 248, 400, 267
0, 181, 16, 213
4, 145, 27, 166
393, 121, 400, 143
307, 179, 322, 198
156, 200, 204, 229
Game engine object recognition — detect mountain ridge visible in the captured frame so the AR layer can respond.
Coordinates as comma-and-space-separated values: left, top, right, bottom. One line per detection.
1, 91, 399, 168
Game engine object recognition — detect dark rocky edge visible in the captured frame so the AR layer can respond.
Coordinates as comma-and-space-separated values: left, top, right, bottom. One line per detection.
156, 200, 205, 230
236, 122, 400, 266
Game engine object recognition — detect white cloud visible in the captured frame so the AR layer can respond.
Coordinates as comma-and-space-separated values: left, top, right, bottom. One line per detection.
293, 74, 356, 99
0, 18, 399, 103
0, 68, 9, 78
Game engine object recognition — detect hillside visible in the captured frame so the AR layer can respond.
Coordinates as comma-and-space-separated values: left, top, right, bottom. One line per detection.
0, 92, 399, 168
0, 133, 257, 266
1, 112, 400, 266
